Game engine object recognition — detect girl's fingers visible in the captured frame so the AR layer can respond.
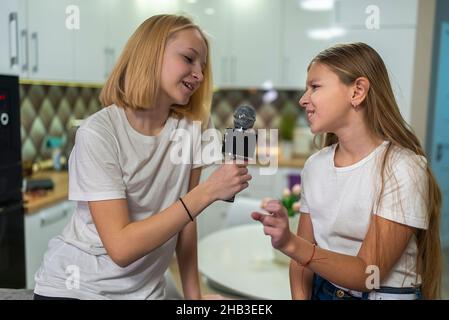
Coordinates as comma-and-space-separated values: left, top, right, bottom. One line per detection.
251, 211, 265, 222
265, 204, 284, 216
236, 161, 249, 168
251, 212, 279, 227
263, 226, 276, 236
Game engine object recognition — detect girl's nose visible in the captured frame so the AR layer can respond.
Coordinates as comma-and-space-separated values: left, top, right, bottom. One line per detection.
192, 68, 204, 82
299, 91, 309, 109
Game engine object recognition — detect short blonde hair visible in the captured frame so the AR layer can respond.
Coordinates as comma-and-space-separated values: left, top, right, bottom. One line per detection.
100, 14, 213, 125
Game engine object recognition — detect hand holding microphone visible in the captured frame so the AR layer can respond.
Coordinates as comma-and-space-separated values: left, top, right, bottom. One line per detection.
204, 162, 252, 201
221, 104, 257, 202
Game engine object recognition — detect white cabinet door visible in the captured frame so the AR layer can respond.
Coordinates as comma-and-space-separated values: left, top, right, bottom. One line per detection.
333, 28, 416, 123
0, 0, 27, 77
0, 0, 20, 75
24, 201, 76, 289
106, 0, 179, 77
178, 0, 231, 88
279, 0, 333, 88
228, 0, 281, 88
334, 0, 418, 27
73, 0, 108, 83
180, 0, 281, 88
25, 0, 75, 81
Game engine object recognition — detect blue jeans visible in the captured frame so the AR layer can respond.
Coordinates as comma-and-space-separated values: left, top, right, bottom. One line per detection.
311, 274, 422, 300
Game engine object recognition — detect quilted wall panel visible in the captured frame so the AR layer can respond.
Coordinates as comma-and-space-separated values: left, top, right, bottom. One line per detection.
19, 83, 304, 163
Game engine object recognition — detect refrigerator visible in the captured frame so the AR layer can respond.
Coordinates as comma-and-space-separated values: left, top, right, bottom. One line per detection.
0, 74, 26, 288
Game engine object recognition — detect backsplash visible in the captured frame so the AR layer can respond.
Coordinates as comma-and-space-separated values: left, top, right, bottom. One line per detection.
20, 82, 102, 163
19, 82, 304, 163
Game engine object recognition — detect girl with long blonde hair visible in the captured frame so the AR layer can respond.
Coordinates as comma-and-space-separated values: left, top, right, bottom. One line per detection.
253, 42, 441, 300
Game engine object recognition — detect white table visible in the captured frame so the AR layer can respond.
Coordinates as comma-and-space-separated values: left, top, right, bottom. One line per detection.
198, 224, 291, 300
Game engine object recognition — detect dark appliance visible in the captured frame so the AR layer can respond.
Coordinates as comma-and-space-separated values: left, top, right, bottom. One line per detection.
0, 74, 25, 288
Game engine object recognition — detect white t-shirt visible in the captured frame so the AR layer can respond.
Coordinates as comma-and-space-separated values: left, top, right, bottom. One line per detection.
34, 104, 222, 300
299, 141, 428, 290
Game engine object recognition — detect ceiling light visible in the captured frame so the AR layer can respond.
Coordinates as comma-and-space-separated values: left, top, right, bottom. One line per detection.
307, 27, 346, 40
299, 0, 334, 11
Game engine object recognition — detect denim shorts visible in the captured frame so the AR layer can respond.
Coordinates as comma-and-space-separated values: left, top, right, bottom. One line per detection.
311, 274, 422, 300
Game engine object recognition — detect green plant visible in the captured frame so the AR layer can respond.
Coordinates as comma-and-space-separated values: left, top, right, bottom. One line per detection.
281, 184, 301, 217
279, 115, 296, 141
260, 184, 301, 217
279, 101, 298, 141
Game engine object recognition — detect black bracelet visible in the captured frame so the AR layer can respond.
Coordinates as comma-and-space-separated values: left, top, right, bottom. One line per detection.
179, 197, 194, 222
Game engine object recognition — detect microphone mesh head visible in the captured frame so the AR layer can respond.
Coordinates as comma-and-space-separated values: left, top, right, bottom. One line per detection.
233, 105, 256, 130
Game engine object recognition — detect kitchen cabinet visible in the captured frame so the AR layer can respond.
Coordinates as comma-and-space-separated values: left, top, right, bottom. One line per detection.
24, 200, 76, 289
334, 27, 416, 123
334, 0, 418, 28
103, 0, 178, 82
179, 0, 282, 88
178, 0, 230, 88
0, 0, 27, 77
0, 0, 20, 76
105, 0, 142, 75
227, 0, 282, 88
25, 0, 75, 81
1, 0, 420, 90
73, 0, 109, 83
279, 0, 334, 88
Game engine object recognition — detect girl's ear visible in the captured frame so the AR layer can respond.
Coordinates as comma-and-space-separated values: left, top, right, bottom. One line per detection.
350, 77, 370, 109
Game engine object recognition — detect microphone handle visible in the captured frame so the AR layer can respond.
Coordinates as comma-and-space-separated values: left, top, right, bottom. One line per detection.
223, 153, 236, 203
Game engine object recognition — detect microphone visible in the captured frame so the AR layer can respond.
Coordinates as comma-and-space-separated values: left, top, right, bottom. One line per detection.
222, 105, 257, 202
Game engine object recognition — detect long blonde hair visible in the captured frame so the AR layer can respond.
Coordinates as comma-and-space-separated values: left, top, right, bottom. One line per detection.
311, 42, 442, 299
100, 14, 213, 125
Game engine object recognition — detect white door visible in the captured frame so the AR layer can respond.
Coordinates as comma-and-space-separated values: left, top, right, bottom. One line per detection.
228, 0, 281, 88
73, 0, 108, 83
334, 0, 418, 27
280, 0, 333, 88
334, 28, 417, 123
0, 0, 20, 75
105, 0, 142, 74
178, 0, 231, 88
105, 0, 180, 78
26, 0, 75, 81
24, 201, 76, 289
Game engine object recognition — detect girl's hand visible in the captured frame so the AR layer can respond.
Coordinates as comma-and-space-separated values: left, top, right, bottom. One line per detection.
204, 163, 252, 201
251, 200, 292, 251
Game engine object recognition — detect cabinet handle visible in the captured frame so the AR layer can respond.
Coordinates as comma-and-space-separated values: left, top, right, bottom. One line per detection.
31, 32, 39, 73
40, 210, 68, 227
21, 29, 28, 72
8, 12, 19, 68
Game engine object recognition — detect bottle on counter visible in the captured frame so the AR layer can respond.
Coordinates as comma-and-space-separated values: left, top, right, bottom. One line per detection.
46, 136, 65, 171
293, 115, 314, 156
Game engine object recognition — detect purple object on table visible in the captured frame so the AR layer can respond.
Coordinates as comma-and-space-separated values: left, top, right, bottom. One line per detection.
288, 173, 301, 189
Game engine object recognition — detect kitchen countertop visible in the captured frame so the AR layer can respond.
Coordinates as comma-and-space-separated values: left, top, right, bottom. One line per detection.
21, 155, 307, 216
23, 170, 69, 215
